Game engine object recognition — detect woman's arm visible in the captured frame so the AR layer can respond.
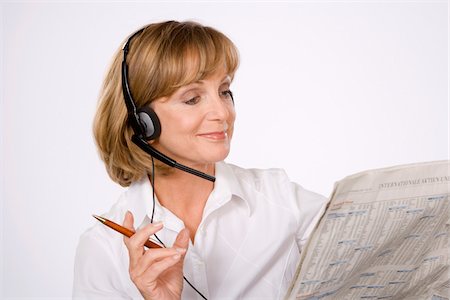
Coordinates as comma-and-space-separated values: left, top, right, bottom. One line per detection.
73, 226, 131, 299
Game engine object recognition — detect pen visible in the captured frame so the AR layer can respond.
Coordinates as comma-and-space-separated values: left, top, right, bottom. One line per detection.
92, 214, 163, 249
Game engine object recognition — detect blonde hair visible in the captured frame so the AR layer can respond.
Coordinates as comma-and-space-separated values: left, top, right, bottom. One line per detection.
93, 20, 240, 186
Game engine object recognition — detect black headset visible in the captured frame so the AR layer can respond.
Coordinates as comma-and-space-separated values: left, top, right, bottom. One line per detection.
121, 28, 215, 182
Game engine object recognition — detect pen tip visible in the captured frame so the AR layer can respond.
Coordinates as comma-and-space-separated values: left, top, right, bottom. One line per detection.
92, 214, 106, 223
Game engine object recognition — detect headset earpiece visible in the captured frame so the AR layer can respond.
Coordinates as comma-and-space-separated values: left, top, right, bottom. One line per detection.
137, 106, 161, 140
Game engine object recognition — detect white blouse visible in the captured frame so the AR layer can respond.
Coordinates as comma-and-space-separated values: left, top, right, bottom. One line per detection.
73, 162, 327, 299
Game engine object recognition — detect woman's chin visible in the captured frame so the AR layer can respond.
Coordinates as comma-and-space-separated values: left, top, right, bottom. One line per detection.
199, 148, 231, 165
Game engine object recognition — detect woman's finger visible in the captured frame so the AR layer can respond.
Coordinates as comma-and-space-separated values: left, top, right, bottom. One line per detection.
122, 211, 135, 231
131, 247, 186, 279
127, 222, 163, 249
140, 248, 187, 284
123, 212, 163, 268
173, 228, 190, 250
122, 211, 142, 268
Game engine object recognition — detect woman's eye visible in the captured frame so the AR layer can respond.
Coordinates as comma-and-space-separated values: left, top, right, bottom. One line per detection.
221, 89, 233, 100
184, 96, 200, 105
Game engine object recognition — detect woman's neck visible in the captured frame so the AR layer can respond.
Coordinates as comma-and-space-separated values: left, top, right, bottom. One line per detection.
151, 164, 215, 243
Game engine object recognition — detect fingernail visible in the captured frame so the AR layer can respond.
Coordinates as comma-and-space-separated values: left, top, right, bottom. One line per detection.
181, 229, 190, 242
172, 254, 181, 260
152, 221, 163, 227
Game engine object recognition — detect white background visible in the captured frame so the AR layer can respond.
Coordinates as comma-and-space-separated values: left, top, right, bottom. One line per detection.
1, 1, 448, 298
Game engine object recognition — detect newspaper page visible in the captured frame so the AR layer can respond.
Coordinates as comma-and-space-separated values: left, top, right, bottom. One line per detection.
286, 161, 450, 300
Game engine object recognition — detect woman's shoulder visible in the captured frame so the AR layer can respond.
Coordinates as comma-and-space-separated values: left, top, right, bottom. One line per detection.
222, 161, 326, 204
73, 197, 139, 298
221, 161, 328, 234
223, 161, 291, 185
77, 176, 150, 250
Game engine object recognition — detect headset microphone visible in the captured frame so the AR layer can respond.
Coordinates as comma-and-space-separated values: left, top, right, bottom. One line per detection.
131, 136, 216, 182
121, 28, 216, 182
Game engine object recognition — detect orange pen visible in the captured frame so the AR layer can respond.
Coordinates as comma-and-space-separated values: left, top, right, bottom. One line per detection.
92, 215, 163, 248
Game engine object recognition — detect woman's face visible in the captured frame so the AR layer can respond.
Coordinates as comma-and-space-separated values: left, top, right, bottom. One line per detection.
151, 70, 236, 169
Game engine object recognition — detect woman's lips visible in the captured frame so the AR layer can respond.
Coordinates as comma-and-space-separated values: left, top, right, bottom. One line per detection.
198, 131, 227, 140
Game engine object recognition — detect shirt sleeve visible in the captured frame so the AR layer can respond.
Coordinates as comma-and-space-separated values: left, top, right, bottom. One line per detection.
72, 226, 132, 299
291, 183, 329, 249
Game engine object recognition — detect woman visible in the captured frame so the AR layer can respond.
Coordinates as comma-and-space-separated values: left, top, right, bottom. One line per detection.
73, 20, 327, 299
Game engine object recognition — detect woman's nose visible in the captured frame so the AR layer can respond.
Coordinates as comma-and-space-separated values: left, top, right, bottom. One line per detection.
206, 93, 231, 120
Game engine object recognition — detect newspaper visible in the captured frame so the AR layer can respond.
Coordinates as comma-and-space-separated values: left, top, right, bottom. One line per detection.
286, 161, 450, 300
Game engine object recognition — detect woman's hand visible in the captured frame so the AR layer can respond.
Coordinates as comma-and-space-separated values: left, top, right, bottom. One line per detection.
123, 211, 189, 300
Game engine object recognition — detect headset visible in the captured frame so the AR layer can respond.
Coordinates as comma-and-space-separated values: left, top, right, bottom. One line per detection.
121, 27, 215, 182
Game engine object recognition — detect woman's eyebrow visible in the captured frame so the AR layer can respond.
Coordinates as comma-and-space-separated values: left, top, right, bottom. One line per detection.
175, 82, 200, 94
177, 75, 232, 95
